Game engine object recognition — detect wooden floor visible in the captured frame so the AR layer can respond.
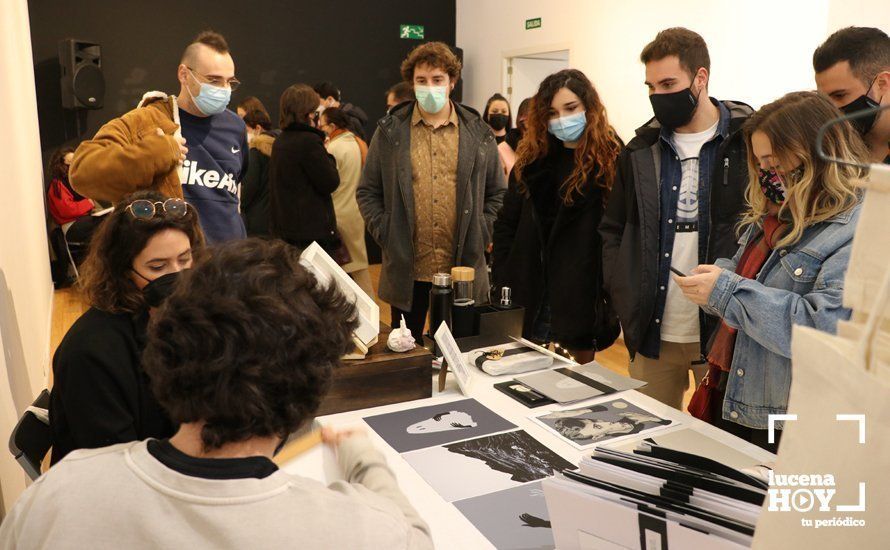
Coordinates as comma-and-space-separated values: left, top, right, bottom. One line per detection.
50, 265, 691, 409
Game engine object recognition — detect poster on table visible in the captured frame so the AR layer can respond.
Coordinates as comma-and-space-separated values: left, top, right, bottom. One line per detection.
532, 398, 675, 450
401, 429, 575, 502
515, 361, 647, 404
362, 398, 517, 453
604, 426, 765, 470
453, 481, 555, 550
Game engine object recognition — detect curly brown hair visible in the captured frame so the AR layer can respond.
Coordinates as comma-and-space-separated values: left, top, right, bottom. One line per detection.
143, 238, 358, 450
514, 69, 621, 204
77, 190, 205, 314
401, 41, 462, 83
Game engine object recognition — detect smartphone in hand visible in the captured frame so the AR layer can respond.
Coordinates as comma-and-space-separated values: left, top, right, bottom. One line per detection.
670, 266, 687, 277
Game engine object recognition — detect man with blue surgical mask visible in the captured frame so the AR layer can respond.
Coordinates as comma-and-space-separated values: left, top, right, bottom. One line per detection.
357, 42, 506, 342
71, 31, 248, 244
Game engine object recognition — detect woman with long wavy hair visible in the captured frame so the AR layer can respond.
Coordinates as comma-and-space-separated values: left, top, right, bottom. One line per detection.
492, 69, 622, 363
675, 91, 869, 451
50, 190, 204, 464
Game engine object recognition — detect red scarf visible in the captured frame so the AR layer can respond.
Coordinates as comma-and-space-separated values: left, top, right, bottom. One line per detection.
707, 215, 786, 372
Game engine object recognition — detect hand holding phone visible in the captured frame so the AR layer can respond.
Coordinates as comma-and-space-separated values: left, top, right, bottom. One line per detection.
670, 266, 687, 277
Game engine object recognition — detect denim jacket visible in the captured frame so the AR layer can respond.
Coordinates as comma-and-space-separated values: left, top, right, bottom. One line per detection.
702, 202, 861, 430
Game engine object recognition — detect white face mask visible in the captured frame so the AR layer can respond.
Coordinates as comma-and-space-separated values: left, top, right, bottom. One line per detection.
415, 85, 449, 114
406, 411, 477, 434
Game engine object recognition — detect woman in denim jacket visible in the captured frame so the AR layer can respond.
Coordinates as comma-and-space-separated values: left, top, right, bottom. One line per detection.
675, 92, 871, 451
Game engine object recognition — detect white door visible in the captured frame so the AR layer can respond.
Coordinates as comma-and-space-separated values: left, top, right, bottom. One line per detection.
506, 50, 570, 109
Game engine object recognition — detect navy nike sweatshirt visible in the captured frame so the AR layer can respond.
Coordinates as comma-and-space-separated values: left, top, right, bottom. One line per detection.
178, 108, 249, 243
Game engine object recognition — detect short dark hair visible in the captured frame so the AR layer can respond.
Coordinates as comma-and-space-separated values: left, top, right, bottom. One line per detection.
813, 26, 890, 85
181, 30, 230, 63
78, 190, 205, 314
401, 41, 462, 83
313, 81, 341, 102
243, 108, 271, 131
640, 27, 710, 80
386, 81, 415, 104
320, 107, 351, 131
236, 96, 269, 116
143, 239, 358, 450
279, 84, 320, 128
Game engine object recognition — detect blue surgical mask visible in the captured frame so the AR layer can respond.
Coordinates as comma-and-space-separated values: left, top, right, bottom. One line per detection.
415, 85, 449, 114
548, 111, 587, 142
187, 70, 231, 116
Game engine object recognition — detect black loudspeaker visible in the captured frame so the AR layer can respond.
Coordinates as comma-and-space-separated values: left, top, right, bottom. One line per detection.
58, 39, 104, 110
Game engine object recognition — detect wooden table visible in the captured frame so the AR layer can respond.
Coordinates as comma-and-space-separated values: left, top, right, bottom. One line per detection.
316, 323, 433, 416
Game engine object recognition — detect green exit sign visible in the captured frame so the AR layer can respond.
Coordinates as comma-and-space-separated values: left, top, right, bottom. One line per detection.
525, 18, 542, 30
400, 24, 425, 40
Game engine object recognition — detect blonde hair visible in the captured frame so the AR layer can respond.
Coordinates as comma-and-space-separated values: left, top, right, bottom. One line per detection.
740, 91, 869, 248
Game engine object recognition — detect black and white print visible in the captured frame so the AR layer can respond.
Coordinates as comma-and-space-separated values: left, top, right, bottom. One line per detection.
533, 398, 674, 449
453, 482, 555, 550
363, 398, 517, 453
402, 430, 574, 501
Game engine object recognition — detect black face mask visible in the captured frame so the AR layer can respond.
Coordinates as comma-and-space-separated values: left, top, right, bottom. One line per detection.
841, 93, 881, 137
136, 271, 182, 308
488, 113, 509, 131
650, 85, 700, 130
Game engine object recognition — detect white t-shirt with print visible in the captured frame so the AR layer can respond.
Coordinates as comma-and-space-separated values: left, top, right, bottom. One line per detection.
661, 120, 718, 343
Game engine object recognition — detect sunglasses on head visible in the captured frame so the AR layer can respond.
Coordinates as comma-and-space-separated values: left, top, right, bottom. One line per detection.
126, 198, 189, 220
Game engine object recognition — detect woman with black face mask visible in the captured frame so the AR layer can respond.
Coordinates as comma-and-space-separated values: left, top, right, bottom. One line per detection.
483, 93, 512, 144
49, 190, 204, 464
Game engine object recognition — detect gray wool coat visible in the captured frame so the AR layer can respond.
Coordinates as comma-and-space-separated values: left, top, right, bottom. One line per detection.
357, 101, 506, 311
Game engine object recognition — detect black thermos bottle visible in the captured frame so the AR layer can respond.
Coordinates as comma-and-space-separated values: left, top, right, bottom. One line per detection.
429, 273, 453, 351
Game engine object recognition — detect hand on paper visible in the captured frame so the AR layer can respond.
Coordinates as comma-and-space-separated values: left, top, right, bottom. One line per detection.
674, 264, 722, 306
320, 426, 365, 447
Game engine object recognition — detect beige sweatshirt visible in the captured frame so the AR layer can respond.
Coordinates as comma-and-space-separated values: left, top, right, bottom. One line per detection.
0, 436, 433, 549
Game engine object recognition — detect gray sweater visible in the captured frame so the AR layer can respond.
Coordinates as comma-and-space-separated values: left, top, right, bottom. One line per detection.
0, 436, 433, 549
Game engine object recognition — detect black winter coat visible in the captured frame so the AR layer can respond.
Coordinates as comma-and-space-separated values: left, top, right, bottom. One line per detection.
492, 144, 620, 350
241, 132, 275, 236
269, 123, 340, 243
599, 100, 753, 358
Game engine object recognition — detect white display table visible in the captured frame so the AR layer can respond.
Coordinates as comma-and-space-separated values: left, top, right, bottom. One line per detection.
282, 362, 776, 549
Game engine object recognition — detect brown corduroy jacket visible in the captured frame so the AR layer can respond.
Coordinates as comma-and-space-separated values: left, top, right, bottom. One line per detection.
70, 93, 184, 202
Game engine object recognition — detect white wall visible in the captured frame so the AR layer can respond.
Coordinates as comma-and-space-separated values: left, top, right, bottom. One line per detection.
457, 0, 889, 142
0, 0, 54, 515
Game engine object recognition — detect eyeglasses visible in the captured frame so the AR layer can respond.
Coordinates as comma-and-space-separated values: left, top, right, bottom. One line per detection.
187, 66, 241, 91
126, 199, 189, 220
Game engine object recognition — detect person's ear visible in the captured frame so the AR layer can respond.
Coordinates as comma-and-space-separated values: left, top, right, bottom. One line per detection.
876, 70, 890, 100
177, 64, 190, 87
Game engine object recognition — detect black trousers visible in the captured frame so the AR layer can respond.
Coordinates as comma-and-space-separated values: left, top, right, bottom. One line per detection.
391, 281, 432, 343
